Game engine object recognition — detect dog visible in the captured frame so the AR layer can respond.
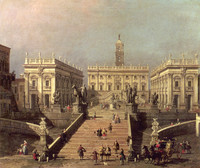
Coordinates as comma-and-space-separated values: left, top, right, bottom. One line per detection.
103, 162, 108, 166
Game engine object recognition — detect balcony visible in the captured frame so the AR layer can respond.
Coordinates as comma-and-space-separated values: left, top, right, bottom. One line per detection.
30, 86, 37, 90
186, 87, 193, 91
174, 87, 180, 91
44, 86, 51, 90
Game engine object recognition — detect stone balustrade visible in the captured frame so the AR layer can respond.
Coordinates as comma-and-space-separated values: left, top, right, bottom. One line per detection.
48, 113, 84, 155
158, 120, 195, 138
88, 65, 149, 71
24, 57, 83, 75
0, 118, 41, 136
151, 58, 198, 76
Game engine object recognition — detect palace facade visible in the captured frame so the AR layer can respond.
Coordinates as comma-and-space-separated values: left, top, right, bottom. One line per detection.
150, 55, 199, 111
88, 35, 149, 103
23, 54, 83, 111
0, 44, 15, 116
11, 74, 25, 112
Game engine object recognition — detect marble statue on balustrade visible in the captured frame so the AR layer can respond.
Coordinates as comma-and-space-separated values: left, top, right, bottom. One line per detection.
125, 85, 138, 114
51, 90, 61, 113
72, 84, 88, 115
150, 92, 159, 112
53, 90, 60, 104
151, 92, 158, 106
80, 84, 87, 105
39, 117, 49, 146
126, 84, 132, 103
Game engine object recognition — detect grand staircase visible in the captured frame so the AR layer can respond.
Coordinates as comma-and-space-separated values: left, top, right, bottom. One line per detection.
58, 106, 129, 160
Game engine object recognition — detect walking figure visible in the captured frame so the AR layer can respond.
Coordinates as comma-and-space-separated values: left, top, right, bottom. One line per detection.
120, 148, 126, 165
113, 140, 120, 154
77, 145, 86, 160
108, 123, 112, 133
92, 149, 98, 165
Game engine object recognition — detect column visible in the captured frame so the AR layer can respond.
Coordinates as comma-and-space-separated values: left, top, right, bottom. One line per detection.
112, 75, 115, 90
180, 73, 186, 109
196, 114, 199, 137
167, 73, 173, 107
193, 74, 198, 108
105, 75, 107, 91
88, 75, 90, 89
24, 73, 30, 109
130, 75, 133, 88
121, 75, 124, 91
51, 73, 56, 105
96, 73, 99, 91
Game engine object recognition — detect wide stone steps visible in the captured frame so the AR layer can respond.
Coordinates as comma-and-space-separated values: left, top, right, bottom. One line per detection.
58, 118, 129, 159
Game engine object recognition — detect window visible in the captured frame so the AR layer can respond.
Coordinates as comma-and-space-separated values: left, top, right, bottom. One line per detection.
100, 85, 103, 91
134, 76, 137, 80
100, 75, 103, 79
126, 76, 129, 79
142, 76, 145, 80
188, 81, 191, 87
117, 85, 120, 90
92, 75, 95, 79
32, 80, 36, 87
92, 85, 95, 90
108, 75, 111, 79
108, 85, 111, 91
46, 80, 50, 87
142, 85, 145, 91
175, 81, 178, 87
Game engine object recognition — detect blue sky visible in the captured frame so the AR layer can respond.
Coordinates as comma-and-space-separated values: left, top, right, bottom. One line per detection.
1, 0, 200, 83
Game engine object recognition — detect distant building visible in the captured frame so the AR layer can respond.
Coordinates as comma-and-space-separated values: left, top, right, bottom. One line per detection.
150, 54, 199, 111
0, 44, 15, 116
23, 54, 83, 111
88, 35, 149, 103
11, 74, 25, 112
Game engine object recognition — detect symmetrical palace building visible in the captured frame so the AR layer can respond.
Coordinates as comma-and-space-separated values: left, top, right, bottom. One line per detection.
88, 35, 149, 103
150, 55, 199, 111
0, 44, 15, 116
23, 54, 83, 111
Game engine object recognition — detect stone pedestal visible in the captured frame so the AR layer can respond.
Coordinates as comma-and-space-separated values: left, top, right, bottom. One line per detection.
110, 104, 114, 110
73, 103, 81, 113
51, 104, 61, 113
39, 117, 48, 146
149, 104, 159, 113
150, 118, 159, 146
126, 103, 133, 114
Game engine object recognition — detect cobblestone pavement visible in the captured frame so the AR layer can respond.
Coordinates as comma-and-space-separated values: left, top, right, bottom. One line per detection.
0, 152, 200, 168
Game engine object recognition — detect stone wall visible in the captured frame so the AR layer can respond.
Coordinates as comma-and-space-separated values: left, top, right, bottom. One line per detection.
48, 113, 84, 155
138, 112, 195, 128
0, 118, 41, 136
158, 120, 195, 138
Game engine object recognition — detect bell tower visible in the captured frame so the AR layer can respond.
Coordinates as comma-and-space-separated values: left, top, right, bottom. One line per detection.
115, 34, 124, 66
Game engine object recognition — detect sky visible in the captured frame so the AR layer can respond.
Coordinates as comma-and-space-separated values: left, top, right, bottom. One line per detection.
1, 0, 200, 83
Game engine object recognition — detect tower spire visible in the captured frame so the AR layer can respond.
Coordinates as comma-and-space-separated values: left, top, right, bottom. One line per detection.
118, 34, 120, 40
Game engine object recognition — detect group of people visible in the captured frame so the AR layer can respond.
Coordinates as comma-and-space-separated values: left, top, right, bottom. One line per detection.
78, 140, 126, 165
96, 128, 108, 139
17, 140, 28, 155
112, 113, 121, 124
180, 140, 191, 154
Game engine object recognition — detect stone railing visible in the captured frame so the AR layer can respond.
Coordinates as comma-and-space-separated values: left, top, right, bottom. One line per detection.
0, 118, 41, 136
151, 58, 198, 76
88, 65, 149, 71
128, 114, 133, 150
24, 57, 83, 75
158, 120, 195, 138
48, 113, 84, 155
